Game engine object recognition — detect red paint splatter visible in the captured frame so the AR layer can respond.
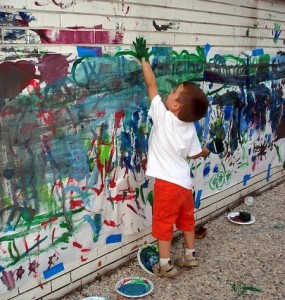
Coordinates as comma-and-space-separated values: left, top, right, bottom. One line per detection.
37, 110, 56, 125
73, 241, 82, 249
104, 219, 117, 227
95, 110, 106, 118
23, 237, 29, 252
109, 172, 117, 188
81, 248, 91, 253
107, 188, 136, 202
131, 245, 139, 251
27, 79, 41, 97
126, 203, 138, 214
115, 110, 125, 129
98, 260, 102, 267
70, 199, 84, 209
51, 228, 56, 244
80, 255, 88, 262
38, 53, 71, 85
52, 180, 64, 189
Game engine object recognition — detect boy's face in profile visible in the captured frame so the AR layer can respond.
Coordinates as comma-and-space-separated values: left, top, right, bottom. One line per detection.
165, 83, 184, 115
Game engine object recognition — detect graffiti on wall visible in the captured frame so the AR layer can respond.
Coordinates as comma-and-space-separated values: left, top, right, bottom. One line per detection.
0, 1, 285, 293
0, 42, 284, 292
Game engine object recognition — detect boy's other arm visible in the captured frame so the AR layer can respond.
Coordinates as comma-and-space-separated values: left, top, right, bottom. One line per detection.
141, 57, 158, 102
189, 147, 210, 159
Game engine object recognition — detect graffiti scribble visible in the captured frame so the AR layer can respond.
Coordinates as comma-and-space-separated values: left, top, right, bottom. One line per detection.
152, 20, 180, 31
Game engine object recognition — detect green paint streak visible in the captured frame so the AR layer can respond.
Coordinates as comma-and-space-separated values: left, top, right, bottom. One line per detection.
84, 139, 92, 149
52, 231, 72, 246
206, 85, 227, 96
0, 208, 84, 242
7, 236, 48, 268
38, 184, 60, 214
59, 222, 70, 229
139, 186, 146, 205
1, 220, 85, 266
190, 162, 202, 170
239, 145, 249, 168
147, 191, 153, 207
99, 144, 111, 165
274, 144, 282, 163
8, 240, 20, 260
87, 156, 95, 172
3, 196, 12, 207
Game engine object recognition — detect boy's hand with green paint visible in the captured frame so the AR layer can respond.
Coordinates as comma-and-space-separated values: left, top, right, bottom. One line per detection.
206, 138, 224, 154
132, 36, 152, 62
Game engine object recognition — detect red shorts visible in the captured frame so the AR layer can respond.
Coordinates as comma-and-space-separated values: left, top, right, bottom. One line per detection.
152, 179, 195, 241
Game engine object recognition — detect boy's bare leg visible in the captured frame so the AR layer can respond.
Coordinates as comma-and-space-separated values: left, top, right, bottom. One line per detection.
158, 240, 172, 258
183, 230, 195, 249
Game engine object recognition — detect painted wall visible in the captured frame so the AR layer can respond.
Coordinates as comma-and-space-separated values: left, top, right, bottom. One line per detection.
0, 0, 284, 298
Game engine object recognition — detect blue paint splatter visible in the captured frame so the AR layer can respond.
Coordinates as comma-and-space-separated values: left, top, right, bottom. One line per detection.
203, 162, 211, 177
106, 234, 122, 244
243, 174, 251, 186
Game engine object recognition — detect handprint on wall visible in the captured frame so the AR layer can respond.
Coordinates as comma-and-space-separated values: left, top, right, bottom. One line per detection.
272, 22, 281, 44
110, 0, 130, 31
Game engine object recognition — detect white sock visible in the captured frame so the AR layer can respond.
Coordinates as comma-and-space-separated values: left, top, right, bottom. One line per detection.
159, 258, 170, 266
185, 248, 195, 256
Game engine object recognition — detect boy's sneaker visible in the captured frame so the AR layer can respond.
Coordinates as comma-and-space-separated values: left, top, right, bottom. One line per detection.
175, 252, 199, 267
152, 260, 178, 278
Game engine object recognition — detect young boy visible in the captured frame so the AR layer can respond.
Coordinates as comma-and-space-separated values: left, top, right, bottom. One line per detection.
132, 37, 211, 278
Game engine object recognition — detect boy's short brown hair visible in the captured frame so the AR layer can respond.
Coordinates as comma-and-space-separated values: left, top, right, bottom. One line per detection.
176, 81, 209, 122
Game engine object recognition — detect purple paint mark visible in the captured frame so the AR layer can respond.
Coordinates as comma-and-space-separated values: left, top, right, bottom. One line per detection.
0, 61, 36, 98
95, 31, 124, 44
74, 31, 95, 44
243, 174, 251, 186
34, 29, 95, 44
266, 163, 271, 182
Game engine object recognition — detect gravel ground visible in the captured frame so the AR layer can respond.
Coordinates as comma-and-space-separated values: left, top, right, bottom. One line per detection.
62, 180, 285, 300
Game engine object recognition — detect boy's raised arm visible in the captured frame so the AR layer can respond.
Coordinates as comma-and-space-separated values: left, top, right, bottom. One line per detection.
141, 57, 158, 102
133, 37, 158, 102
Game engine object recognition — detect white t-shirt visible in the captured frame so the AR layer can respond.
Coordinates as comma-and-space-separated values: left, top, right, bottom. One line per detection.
145, 95, 202, 189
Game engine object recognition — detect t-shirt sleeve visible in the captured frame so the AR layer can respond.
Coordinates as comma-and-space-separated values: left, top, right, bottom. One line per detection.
148, 95, 166, 124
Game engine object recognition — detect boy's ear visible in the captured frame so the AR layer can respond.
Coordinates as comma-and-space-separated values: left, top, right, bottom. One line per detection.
172, 101, 181, 112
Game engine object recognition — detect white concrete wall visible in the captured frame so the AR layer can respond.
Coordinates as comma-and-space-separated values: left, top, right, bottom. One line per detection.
0, 0, 285, 299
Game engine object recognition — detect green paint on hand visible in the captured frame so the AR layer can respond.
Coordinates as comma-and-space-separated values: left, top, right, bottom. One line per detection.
132, 36, 152, 62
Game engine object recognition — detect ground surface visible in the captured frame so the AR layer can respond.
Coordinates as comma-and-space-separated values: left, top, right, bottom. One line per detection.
62, 181, 285, 300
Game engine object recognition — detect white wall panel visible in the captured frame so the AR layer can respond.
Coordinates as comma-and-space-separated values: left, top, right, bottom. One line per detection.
0, 0, 284, 298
